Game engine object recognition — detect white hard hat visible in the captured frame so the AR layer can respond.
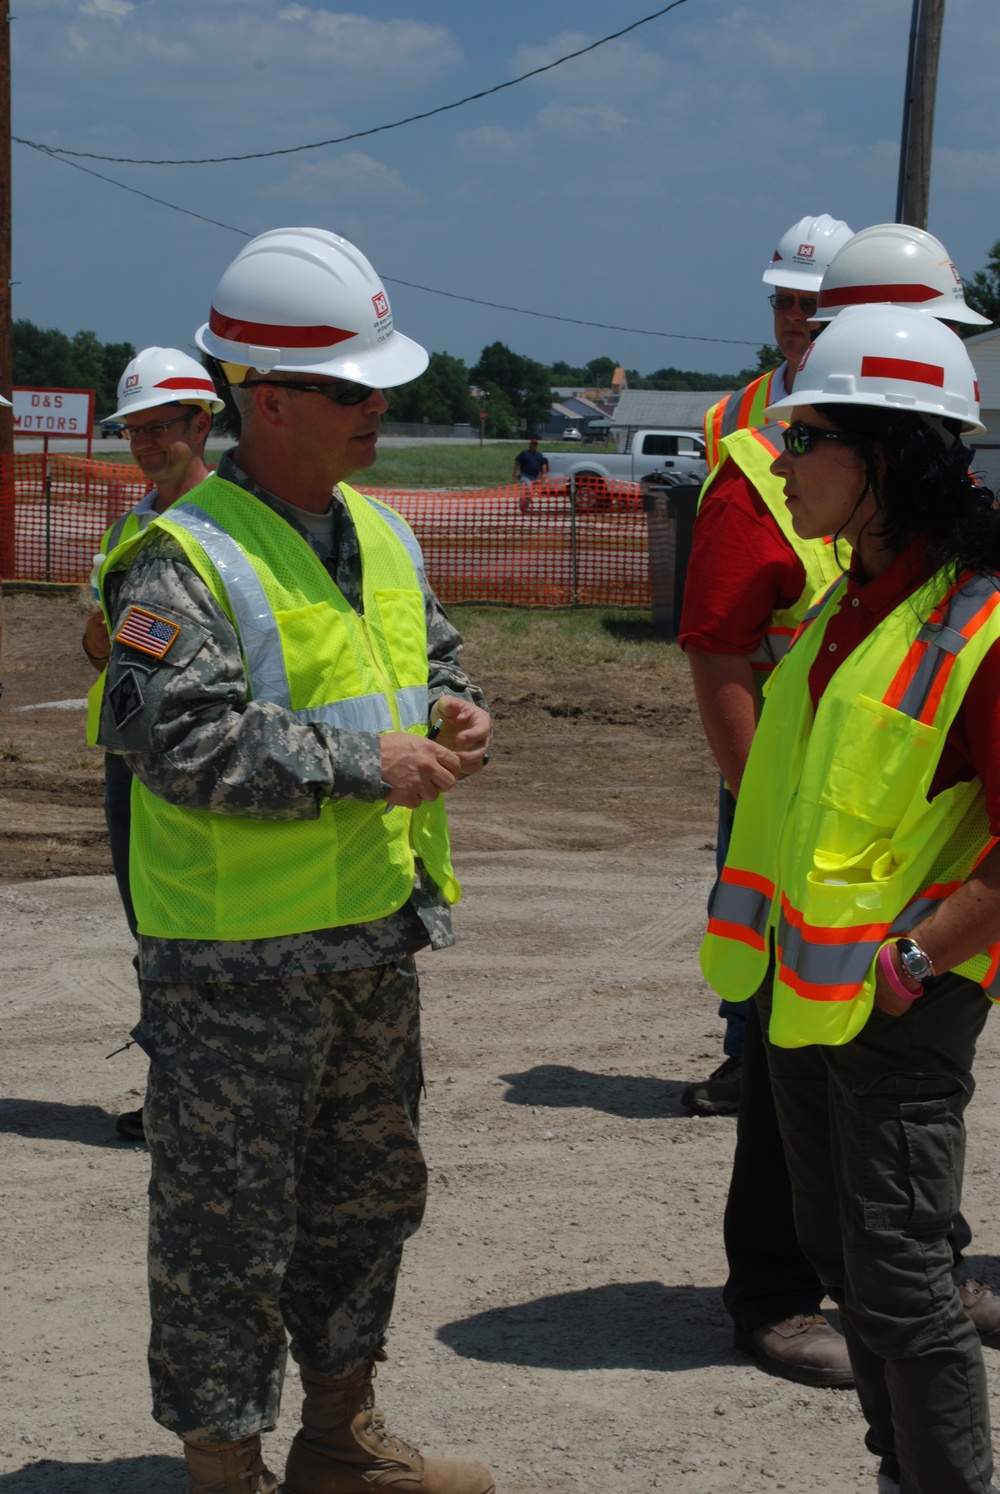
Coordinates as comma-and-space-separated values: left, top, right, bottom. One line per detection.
110, 347, 225, 421
765, 303, 985, 434
195, 227, 428, 388
762, 214, 855, 291
813, 223, 991, 326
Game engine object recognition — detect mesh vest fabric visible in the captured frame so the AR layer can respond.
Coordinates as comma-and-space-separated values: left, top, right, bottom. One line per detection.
701, 566, 1000, 1048
102, 475, 458, 940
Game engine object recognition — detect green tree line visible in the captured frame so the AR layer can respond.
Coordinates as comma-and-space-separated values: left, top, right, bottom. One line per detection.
13, 320, 136, 416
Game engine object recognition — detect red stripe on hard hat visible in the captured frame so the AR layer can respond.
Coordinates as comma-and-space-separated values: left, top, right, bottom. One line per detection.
818, 282, 943, 308
860, 356, 945, 387
209, 308, 355, 348
155, 376, 218, 393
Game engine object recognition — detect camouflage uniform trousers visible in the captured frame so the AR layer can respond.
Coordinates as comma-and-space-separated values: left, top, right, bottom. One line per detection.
132, 957, 427, 1441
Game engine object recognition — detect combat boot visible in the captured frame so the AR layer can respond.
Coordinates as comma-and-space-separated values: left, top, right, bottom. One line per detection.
284, 1349, 494, 1494
183, 1433, 280, 1493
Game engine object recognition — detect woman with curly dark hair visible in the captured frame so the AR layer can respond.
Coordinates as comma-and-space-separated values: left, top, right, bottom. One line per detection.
702, 303, 1000, 1494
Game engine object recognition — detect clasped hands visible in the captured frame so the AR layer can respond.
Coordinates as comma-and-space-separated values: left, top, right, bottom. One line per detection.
380, 695, 491, 809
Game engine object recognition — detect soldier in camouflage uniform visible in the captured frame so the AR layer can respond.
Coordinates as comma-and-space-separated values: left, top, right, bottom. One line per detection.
96, 227, 495, 1494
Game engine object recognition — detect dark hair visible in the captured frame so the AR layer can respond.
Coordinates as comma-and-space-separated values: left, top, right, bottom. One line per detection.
813, 402, 1000, 575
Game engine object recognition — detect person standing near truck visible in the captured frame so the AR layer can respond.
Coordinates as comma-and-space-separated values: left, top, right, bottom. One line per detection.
512, 435, 548, 512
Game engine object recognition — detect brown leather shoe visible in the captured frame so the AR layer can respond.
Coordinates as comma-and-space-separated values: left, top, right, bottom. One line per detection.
735, 1313, 854, 1388
958, 1278, 1000, 1347
183, 1434, 279, 1493
284, 1349, 494, 1494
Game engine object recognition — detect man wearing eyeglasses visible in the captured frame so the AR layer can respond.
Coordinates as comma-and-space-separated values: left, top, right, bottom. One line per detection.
677, 215, 856, 1389
94, 229, 494, 1494
82, 348, 223, 1143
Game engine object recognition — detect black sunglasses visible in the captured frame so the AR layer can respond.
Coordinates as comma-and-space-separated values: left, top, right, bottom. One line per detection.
769, 293, 819, 315
781, 421, 858, 457
241, 378, 376, 407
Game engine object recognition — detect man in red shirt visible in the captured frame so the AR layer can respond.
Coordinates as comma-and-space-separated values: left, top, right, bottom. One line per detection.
682, 215, 853, 1119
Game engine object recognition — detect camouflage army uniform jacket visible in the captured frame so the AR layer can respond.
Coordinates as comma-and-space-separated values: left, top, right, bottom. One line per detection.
97, 450, 489, 984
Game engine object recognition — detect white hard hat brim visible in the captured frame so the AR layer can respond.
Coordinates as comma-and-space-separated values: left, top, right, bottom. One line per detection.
762, 265, 826, 292
109, 392, 225, 421
810, 301, 992, 327
765, 388, 986, 436
196, 322, 429, 389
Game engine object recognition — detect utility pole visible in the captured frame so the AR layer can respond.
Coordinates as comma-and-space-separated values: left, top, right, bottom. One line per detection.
0, 0, 12, 586
896, 0, 945, 227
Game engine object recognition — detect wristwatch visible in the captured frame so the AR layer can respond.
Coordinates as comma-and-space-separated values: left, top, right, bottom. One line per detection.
896, 937, 935, 986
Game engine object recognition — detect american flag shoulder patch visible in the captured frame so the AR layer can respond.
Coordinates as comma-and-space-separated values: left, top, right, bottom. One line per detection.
114, 606, 181, 659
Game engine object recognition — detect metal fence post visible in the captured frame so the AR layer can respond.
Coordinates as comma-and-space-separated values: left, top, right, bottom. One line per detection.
568, 473, 579, 605
43, 442, 53, 583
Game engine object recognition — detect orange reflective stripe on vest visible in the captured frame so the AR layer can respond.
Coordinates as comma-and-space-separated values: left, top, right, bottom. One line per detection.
700, 564, 1000, 1046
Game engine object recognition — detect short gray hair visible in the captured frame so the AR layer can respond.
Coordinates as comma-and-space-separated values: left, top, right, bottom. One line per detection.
230, 383, 255, 423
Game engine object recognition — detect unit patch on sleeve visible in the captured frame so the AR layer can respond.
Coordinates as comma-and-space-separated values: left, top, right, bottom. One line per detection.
107, 667, 145, 729
114, 606, 181, 659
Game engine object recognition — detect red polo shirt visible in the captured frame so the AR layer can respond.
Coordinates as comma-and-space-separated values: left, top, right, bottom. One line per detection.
678, 460, 805, 656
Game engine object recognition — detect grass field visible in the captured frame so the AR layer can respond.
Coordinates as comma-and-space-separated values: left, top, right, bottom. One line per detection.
449, 605, 683, 672
88, 440, 610, 490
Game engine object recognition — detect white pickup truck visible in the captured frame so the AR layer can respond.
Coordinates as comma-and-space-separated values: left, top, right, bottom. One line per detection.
544, 428, 708, 485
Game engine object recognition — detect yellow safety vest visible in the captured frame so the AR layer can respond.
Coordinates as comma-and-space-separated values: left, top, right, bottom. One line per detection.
700, 565, 1000, 1047
100, 473, 459, 941
697, 422, 846, 697
703, 369, 779, 472
85, 508, 157, 747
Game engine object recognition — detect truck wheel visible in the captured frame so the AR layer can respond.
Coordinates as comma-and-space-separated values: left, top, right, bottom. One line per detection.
574, 474, 607, 511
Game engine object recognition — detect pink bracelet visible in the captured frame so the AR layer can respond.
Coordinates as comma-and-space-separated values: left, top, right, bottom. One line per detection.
877, 943, 923, 1002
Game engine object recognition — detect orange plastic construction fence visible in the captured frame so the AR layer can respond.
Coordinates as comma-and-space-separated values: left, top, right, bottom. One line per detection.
0, 456, 651, 608
0, 453, 149, 585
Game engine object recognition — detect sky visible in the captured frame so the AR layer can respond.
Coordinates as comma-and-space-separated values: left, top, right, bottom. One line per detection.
11, 0, 1000, 386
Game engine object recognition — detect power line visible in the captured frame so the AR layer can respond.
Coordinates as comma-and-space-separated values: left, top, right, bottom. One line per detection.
20, 141, 761, 348
22, 144, 250, 236
13, 0, 693, 166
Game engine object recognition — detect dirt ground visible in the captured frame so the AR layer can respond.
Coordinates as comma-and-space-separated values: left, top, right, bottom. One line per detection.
4, 588, 1000, 1494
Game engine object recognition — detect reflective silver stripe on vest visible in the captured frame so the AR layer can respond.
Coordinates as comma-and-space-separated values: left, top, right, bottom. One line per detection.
297, 695, 394, 732
710, 878, 771, 941
360, 494, 426, 580
894, 574, 999, 721
169, 503, 293, 706
296, 685, 426, 734
749, 632, 791, 669
168, 503, 427, 732
777, 907, 884, 989
395, 684, 428, 730
107, 507, 155, 552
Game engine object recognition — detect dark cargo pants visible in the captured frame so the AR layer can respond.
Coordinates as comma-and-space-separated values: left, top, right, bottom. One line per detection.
760, 972, 993, 1494
133, 959, 427, 1441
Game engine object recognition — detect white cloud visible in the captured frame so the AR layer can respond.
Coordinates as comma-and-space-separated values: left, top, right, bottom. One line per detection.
537, 103, 629, 138
265, 152, 423, 210
80, 0, 134, 17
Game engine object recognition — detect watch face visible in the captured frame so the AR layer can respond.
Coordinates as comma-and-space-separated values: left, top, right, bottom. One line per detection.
899, 941, 931, 980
